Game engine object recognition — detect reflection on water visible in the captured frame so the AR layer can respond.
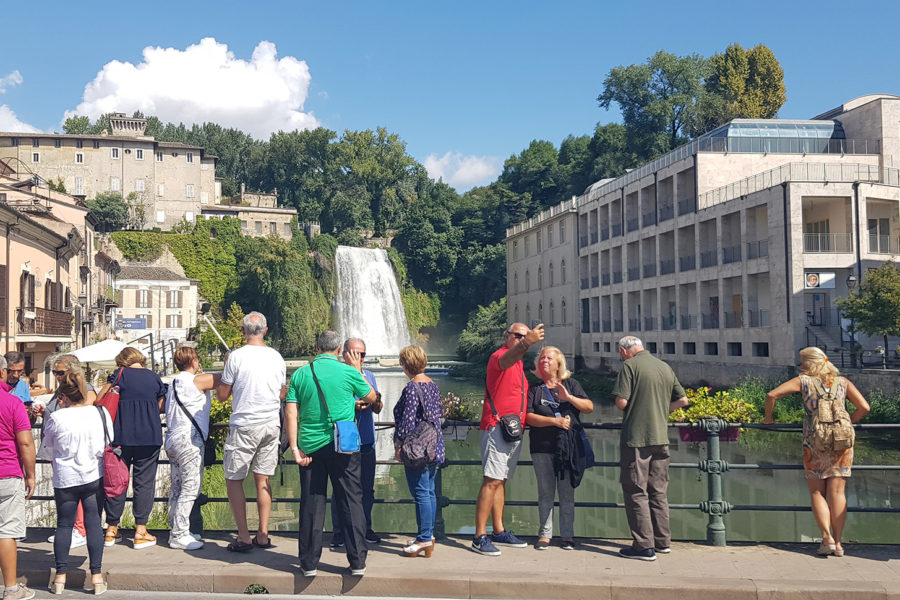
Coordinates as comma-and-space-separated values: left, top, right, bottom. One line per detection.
247, 371, 900, 543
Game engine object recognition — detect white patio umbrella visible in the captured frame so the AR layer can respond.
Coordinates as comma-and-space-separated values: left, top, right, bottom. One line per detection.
68, 339, 145, 370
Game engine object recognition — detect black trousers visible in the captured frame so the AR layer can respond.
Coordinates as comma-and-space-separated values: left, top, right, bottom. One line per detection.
105, 445, 161, 526
298, 444, 367, 572
54, 478, 104, 574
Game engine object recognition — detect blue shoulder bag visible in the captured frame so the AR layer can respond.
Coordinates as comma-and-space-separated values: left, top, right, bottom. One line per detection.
310, 362, 360, 454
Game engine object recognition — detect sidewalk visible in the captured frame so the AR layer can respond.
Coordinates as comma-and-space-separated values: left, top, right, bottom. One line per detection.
16, 529, 900, 598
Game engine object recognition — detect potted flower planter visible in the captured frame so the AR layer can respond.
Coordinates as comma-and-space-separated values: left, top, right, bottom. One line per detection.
669, 386, 757, 443
441, 420, 470, 442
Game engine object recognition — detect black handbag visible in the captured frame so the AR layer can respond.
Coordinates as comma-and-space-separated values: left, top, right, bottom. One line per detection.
485, 369, 525, 443
172, 381, 216, 466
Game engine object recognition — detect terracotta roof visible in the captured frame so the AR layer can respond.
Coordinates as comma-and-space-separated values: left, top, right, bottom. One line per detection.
117, 266, 188, 281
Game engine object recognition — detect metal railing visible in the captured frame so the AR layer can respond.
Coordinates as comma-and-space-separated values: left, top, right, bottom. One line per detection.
612, 271, 622, 284
724, 311, 743, 328
628, 317, 641, 331
679, 255, 696, 271
722, 245, 742, 264
746, 240, 769, 259
680, 313, 697, 330
748, 309, 771, 327
867, 234, 900, 255
601, 273, 610, 286
803, 233, 853, 253
701, 312, 719, 329
32, 419, 898, 547
643, 263, 657, 278
16, 307, 71, 336
644, 316, 656, 331
659, 204, 674, 221
700, 250, 717, 268
627, 267, 640, 281
659, 259, 675, 275
642, 212, 656, 227
611, 223, 622, 237
626, 217, 639, 232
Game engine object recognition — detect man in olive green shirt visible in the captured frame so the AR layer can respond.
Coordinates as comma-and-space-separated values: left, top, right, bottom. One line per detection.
612, 336, 687, 561
285, 330, 378, 577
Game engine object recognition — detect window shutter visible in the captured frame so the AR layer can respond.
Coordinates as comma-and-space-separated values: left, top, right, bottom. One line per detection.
177, 290, 182, 308
0, 265, 7, 332
146, 313, 152, 328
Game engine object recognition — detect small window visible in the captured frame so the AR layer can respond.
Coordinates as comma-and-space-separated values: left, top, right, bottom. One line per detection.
683, 342, 696, 355
604, 342, 611, 352
284, 223, 291, 237
135, 148, 144, 160
185, 184, 195, 198
704, 342, 718, 356
76, 139, 83, 149
593, 342, 600, 352
185, 211, 194, 222
752, 342, 769, 357
270, 222, 277, 234
200, 191, 209, 205
728, 342, 742, 357
560, 221, 566, 243
32, 138, 39, 147
156, 151, 163, 162
110, 177, 120, 192
255, 221, 262, 234
31, 152, 39, 163
647, 342, 658, 354
241, 220, 248, 230
75, 153, 83, 164
156, 210, 165, 223
513, 241, 518, 259
111, 148, 120, 159
93, 140, 100, 149
74, 177, 84, 195
664, 342, 675, 355
135, 179, 144, 192
54, 138, 61, 148
11, 138, 18, 147
186, 152, 194, 163
157, 184, 164, 197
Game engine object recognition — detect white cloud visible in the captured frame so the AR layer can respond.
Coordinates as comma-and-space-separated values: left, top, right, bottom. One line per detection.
0, 70, 23, 94
0, 105, 40, 133
66, 38, 319, 139
423, 152, 502, 191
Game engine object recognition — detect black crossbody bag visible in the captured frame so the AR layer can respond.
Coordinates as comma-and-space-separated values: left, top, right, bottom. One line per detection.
485, 368, 525, 442
172, 381, 216, 466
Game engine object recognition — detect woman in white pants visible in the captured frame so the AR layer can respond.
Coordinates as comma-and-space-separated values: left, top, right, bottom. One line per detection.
164, 346, 219, 550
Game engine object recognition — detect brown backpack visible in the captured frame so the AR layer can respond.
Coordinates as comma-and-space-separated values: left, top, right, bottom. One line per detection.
807, 376, 855, 452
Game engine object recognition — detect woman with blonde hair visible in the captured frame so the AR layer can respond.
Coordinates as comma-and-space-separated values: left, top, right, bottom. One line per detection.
764, 346, 869, 556
393, 345, 444, 557
95, 346, 166, 550
39, 371, 112, 594
526, 346, 593, 550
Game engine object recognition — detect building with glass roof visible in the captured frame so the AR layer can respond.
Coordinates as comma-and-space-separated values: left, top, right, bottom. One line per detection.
506, 94, 900, 382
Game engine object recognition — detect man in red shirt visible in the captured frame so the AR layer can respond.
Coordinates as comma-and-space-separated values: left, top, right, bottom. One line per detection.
0, 355, 36, 600
471, 322, 543, 556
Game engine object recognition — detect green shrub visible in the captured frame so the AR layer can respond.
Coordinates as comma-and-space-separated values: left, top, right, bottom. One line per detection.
670, 386, 758, 423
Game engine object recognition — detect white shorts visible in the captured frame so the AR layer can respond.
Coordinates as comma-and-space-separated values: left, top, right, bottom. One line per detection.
480, 425, 522, 481
223, 421, 281, 480
0, 477, 26, 539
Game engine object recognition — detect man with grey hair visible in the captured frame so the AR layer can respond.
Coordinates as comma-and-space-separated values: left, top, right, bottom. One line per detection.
3, 352, 30, 407
217, 311, 287, 552
0, 354, 37, 600
613, 335, 688, 561
285, 330, 377, 577
330, 337, 382, 548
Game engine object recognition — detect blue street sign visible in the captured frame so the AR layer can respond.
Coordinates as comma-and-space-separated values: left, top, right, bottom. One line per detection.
118, 317, 147, 330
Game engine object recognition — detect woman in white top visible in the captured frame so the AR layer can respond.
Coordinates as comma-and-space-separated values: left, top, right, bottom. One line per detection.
39, 371, 112, 595
164, 346, 219, 550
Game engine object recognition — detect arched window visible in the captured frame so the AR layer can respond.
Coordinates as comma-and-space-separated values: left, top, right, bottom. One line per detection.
561, 260, 567, 284
549, 300, 556, 325
549, 262, 555, 286
514, 272, 518, 294
547, 225, 553, 247
526, 270, 530, 292
537, 266, 543, 289
538, 303, 543, 323
526, 303, 531, 323
561, 298, 567, 325
560, 221, 566, 243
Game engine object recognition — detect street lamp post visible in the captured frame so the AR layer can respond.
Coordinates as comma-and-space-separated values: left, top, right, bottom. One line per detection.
846, 274, 858, 368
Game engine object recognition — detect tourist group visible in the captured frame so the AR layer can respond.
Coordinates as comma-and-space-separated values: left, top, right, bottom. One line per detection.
0, 312, 870, 599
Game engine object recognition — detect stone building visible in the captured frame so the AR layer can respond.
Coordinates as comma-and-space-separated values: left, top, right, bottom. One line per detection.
200, 183, 297, 240
0, 114, 220, 230
114, 265, 199, 345
506, 94, 900, 377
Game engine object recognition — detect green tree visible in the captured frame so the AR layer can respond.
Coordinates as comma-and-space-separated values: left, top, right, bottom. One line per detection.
695, 43, 786, 134
500, 140, 562, 210
588, 122, 638, 181
598, 50, 707, 158
87, 192, 129, 232
836, 263, 900, 368
457, 298, 507, 361
265, 128, 338, 224
62, 116, 91, 134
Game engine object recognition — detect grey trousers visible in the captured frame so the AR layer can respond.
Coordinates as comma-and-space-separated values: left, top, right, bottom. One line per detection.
619, 444, 670, 551
532, 453, 575, 539
166, 431, 204, 539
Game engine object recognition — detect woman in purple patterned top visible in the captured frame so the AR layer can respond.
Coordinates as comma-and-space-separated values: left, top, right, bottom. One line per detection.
393, 345, 444, 558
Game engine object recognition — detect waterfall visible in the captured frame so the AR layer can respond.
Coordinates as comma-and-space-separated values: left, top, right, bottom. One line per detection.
334, 246, 412, 356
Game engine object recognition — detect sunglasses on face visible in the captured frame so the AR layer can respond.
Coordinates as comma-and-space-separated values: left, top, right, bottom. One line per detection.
52, 370, 67, 376
508, 332, 526, 339
8, 369, 25, 375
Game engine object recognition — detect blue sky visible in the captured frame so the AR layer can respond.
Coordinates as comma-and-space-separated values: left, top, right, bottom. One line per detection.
2, 1, 899, 190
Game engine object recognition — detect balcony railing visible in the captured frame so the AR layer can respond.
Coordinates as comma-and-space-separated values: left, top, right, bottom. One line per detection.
722, 245, 742, 264
591, 320, 600, 333
591, 275, 599, 287
724, 311, 743, 328
16, 307, 71, 336
644, 316, 656, 331
867, 234, 900, 255
600, 228, 609, 241
701, 312, 719, 329
746, 240, 769, 259
602, 319, 611, 333
590, 230, 599, 245
613, 319, 624, 331
580, 278, 589, 290
700, 250, 717, 268
661, 315, 677, 330
627, 267, 640, 281
601, 273, 610, 286
659, 259, 675, 275
678, 197, 696, 215
628, 317, 641, 331
579, 235, 589, 248
680, 314, 697, 330
748, 309, 771, 327
803, 233, 853, 253
643, 263, 657, 278
679, 255, 696, 271
626, 217, 639, 232
659, 204, 674, 221
611, 223, 623, 237
642, 212, 656, 227
613, 271, 623, 284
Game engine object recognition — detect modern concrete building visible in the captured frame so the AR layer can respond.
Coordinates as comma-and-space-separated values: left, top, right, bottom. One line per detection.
506, 94, 900, 377
114, 266, 199, 345
0, 114, 220, 230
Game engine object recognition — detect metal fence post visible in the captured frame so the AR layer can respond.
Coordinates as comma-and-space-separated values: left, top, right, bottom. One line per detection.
434, 464, 447, 540
698, 418, 731, 546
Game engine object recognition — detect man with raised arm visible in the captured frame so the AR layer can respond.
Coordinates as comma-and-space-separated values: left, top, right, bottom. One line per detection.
613, 335, 688, 562
471, 322, 544, 556
217, 312, 286, 553
285, 330, 377, 578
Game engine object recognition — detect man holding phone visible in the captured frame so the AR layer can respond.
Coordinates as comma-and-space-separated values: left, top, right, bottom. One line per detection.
471, 321, 544, 556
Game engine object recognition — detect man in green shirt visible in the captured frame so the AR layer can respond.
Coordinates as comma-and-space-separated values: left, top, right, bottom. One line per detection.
612, 336, 687, 562
285, 330, 378, 578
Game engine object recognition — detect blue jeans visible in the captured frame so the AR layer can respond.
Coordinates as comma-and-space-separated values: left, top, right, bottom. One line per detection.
404, 463, 437, 542
332, 443, 375, 539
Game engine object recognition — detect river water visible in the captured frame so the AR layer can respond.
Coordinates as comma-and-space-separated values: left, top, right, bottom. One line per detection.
230, 370, 899, 544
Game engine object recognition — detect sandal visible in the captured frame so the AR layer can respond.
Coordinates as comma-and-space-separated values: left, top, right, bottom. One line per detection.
104, 526, 120, 547
816, 541, 836, 556
133, 531, 157, 550
227, 540, 254, 552
252, 535, 273, 549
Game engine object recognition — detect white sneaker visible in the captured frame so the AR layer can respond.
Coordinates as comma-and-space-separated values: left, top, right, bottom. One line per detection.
169, 534, 204, 550
71, 531, 87, 548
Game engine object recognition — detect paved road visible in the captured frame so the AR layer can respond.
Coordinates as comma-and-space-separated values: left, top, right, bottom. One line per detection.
15, 529, 900, 599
